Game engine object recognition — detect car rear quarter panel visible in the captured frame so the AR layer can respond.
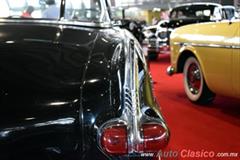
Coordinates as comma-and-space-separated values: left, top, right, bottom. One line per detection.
0, 22, 127, 159
80, 28, 132, 159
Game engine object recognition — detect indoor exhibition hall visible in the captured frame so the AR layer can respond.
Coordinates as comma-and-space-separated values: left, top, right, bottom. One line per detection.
0, 0, 239, 160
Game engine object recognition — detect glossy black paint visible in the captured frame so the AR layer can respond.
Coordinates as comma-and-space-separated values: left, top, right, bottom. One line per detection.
160, 18, 211, 46
0, 22, 82, 159
167, 18, 211, 29
0, 20, 133, 159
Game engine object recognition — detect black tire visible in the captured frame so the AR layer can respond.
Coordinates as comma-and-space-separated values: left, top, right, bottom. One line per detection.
148, 51, 158, 60
183, 57, 215, 104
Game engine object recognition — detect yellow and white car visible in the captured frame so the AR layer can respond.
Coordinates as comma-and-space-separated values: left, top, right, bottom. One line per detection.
167, 20, 240, 104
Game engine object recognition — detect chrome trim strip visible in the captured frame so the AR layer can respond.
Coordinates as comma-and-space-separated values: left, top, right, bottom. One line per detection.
174, 42, 240, 49
0, 19, 112, 28
232, 45, 240, 49
97, 38, 169, 156
59, 21, 112, 28
0, 19, 59, 24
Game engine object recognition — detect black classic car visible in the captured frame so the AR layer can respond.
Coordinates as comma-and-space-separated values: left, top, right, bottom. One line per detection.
0, 0, 169, 160
153, 2, 235, 60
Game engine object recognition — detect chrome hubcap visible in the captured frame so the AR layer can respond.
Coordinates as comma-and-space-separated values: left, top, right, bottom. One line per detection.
187, 63, 201, 95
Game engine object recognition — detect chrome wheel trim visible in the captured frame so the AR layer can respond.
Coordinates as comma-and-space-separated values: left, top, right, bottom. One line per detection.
187, 63, 201, 95
183, 57, 203, 102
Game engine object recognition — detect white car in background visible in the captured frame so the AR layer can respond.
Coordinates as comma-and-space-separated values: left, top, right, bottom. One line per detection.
142, 20, 170, 60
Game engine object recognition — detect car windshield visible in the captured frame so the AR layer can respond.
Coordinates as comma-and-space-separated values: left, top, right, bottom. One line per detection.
222, 7, 235, 19
64, 0, 102, 22
0, 0, 102, 22
170, 5, 216, 19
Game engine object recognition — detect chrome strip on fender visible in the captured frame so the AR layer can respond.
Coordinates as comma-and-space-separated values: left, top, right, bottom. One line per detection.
174, 42, 240, 49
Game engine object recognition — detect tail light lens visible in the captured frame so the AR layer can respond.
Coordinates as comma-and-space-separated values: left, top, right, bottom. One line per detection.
100, 122, 168, 156
142, 123, 168, 153
101, 125, 128, 155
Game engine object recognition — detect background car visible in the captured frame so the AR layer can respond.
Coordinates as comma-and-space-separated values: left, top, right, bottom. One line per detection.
143, 20, 172, 60
0, 0, 169, 159
119, 19, 146, 44
168, 20, 240, 104
142, 24, 158, 60
110, 7, 146, 44
156, 2, 237, 59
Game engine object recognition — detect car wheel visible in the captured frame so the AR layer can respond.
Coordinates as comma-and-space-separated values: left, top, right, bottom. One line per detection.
148, 51, 158, 60
183, 57, 215, 104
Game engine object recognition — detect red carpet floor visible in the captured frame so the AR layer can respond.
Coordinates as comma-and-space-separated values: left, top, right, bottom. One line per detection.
150, 54, 240, 160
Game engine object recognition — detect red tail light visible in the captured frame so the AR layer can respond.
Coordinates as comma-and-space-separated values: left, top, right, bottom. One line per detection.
142, 123, 168, 153
101, 125, 128, 155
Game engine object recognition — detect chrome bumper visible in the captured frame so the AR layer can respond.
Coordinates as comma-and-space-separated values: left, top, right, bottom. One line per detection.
166, 66, 175, 76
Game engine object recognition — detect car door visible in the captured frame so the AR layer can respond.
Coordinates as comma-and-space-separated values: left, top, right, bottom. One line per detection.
232, 21, 240, 98
197, 21, 238, 97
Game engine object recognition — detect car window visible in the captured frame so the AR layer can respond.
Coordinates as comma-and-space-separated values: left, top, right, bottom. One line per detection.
64, 0, 102, 22
222, 8, 235, 19
170, 5, 216, 19
195, 10, 211, 17
0, 0, 61, 19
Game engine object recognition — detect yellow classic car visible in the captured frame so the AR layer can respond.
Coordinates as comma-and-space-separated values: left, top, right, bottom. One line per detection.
167, 20, 240, 104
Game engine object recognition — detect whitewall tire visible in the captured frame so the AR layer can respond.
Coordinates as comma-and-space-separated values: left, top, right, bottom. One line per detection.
183, 57, 215, 104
